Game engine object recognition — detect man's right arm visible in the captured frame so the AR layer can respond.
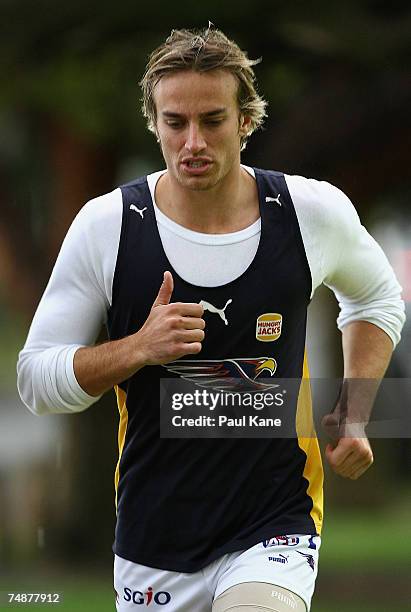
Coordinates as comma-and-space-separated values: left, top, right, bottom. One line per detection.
17, 190, 122, 415
73, 271, 204, 397
17, 191, 205, 415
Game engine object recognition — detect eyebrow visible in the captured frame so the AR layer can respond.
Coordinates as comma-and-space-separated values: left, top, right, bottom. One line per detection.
161, 108, 227, 119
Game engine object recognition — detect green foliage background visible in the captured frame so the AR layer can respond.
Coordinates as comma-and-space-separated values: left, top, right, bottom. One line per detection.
1, 1, 410, 610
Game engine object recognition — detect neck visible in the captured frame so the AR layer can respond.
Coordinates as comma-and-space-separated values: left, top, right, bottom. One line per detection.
155, 164, 259, 234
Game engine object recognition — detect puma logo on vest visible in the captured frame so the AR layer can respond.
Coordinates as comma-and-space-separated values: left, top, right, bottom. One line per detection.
200, 299, 232, 326
265, 194, 282, 206
130, 204, 147, 219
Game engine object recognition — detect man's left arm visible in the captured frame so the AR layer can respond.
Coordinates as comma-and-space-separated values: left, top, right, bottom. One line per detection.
317, 182, 405, 479
324, 320, 393, 480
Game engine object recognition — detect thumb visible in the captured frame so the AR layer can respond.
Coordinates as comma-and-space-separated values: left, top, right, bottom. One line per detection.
152, 271, 174, 307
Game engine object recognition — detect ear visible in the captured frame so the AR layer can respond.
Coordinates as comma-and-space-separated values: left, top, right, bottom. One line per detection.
239, 114, 252, 136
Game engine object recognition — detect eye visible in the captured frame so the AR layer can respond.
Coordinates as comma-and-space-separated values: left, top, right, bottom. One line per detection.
165, 120, 183, 129
205, 118, 224, 126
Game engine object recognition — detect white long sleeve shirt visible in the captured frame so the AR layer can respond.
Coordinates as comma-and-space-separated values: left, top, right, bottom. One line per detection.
17, 167, 405, 415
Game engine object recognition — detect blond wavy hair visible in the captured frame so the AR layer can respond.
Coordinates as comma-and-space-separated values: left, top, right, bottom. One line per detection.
140, 27, 267, 150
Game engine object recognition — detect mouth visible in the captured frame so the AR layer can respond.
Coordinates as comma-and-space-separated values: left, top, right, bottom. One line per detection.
181, 158, 213, 175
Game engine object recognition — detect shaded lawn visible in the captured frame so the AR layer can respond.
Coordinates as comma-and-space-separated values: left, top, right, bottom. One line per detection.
2, 508, 410, 610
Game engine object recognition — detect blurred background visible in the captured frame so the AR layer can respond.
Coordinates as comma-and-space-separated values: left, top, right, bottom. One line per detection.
1, 1, 410, 610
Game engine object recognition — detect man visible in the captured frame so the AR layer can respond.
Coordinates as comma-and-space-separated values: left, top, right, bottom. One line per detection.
17, 27, 405, 611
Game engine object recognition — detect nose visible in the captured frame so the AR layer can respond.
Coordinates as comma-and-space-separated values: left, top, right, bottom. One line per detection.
184, 122, 206, 154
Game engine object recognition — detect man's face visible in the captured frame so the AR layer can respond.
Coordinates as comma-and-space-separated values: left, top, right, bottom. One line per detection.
153, 69, 249, 191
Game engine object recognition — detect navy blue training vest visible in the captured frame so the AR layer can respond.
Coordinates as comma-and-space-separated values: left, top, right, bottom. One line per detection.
107, 168, 323, 572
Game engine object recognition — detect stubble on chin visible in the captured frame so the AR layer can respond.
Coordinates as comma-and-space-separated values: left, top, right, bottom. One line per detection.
174, 166, 221, 192
183, 178, 218, 192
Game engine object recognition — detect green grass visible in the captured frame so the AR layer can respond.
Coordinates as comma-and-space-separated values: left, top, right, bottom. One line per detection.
2, 575, 410, 612
1, 579, 114, 611
2, 582, 410, 612
315, 606, 408, 612
2, 506, 410, 611
320, 504, 411, 570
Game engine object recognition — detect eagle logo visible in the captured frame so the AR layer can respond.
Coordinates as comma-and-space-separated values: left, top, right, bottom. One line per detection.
296, 550, 315, 571
163, 357, 277, 392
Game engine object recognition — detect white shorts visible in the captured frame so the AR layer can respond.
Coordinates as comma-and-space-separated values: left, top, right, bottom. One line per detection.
114, 534, 320, 611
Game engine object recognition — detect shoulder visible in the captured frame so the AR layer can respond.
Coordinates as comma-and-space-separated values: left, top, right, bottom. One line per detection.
280, 173, 366, 292
63, 188, 124, 260
58, 188, 124, 295
284, 173, 360, 235
74, 188, 123, 233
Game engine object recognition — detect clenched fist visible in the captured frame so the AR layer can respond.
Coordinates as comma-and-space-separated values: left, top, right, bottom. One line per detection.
322, 412, 374, 480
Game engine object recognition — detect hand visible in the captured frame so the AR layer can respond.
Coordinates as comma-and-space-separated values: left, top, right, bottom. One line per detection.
134, 271, 205, 366
322, 413, 374, 480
